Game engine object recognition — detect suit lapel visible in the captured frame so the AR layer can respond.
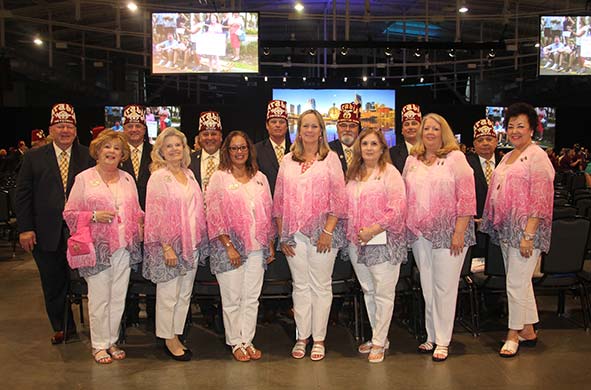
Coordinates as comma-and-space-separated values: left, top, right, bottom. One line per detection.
46, 143, 63, 187
265, 139, 280, 171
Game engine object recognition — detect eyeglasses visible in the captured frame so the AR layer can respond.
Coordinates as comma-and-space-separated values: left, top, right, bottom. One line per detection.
228, 145, 248, 152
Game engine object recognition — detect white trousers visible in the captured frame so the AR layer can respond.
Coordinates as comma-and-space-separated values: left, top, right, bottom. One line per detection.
156, 267, 197, 339
501, 243, 540, 330
412, 236, 467, 347
216, 250, 265, 346
348, 245, 401, 347
85, 248, 131, 350
287, 231, 337, 341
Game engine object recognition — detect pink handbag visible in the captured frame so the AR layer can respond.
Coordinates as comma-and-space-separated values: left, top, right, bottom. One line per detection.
66, 216, 96, 269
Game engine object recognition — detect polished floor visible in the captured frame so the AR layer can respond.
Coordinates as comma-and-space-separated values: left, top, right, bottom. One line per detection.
1, 242, 591, 390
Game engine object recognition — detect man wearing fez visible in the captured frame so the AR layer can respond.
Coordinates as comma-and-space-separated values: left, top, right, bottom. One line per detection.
15, 103, 94, 344
329, 102, 361, 174
467, 118, 499, 258
389, 103, 421, 173
255, 100, 292, 195
189, 111, 223, 190
31, 129, 48, 149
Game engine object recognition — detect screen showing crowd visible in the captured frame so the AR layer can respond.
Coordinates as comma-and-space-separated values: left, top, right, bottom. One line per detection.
539, 16, 591, 76
486, 106, 556, 149
152, 12, 259, 74
104, 106, 181, 143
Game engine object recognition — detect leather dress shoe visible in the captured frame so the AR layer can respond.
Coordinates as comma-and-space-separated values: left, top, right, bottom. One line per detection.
164, 345, 192, 361
51, 330, 80, 345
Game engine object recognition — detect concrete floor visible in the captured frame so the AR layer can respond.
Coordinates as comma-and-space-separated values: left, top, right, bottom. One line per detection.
1, 243, 591, 390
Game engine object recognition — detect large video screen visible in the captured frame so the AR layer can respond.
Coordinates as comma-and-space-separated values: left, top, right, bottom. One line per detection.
104, 106, 181, 143
485, 106, 556, 149
539, 16, 591, 76
272, 89, 396, 147
151, 12, 258, 74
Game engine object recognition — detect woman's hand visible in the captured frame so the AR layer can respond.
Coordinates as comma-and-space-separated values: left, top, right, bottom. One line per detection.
227, 244, 242, 267
520, 238, 534, 258
163, 246, 178, 267
280, 242, 296, 257
266, 244, 276, 264
357, 227, 374, 245
450, 230, 465, 256
95, 210, 117, 224
316, 232, 332, 253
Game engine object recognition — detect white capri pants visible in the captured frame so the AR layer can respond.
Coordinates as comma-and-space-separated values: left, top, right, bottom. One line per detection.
348, 244, 401, 347
85, 247, 131, 350
216, 250, 265, 347
156, 267, 197, 340
501, 243, 540, 330
287, 231, 337, 341
412, 236, 467, 347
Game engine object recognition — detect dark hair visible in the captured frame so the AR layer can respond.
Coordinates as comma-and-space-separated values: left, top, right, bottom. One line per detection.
219, 130, 258, 178
504, 102, 537, 132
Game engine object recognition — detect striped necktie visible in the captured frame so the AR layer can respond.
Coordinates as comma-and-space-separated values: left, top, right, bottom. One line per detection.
58, 151, 69, 193
203, 155, 216, 190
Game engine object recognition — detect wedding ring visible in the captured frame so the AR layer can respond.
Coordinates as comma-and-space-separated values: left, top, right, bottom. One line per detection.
108, 218, 112, 223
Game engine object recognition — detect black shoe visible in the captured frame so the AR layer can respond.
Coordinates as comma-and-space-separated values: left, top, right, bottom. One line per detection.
164, 345, 192, 361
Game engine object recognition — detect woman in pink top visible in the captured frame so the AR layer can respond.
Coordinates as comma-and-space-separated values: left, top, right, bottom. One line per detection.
346, 129, 406, 363
273, 109, 347, 361
480, 103, 554, 358
143, 127, 208, 362
403, 113, 476, 362
64, 130, 143, 364
206, 131, 275, 362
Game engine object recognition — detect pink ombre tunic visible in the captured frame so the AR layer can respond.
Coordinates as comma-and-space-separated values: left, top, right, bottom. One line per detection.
480, 144, 555, 252
403, 150, 477, 248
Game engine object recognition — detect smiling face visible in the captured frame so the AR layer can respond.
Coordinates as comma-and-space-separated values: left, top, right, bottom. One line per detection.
161, 135, 184, 165
299, 113, 322, 147
402, 119, 420, 145
199, 130, 222, 155
422, 117, 443, 153
49, 123, 77, 150
123, 122, 146, 147
360, 132, 383, 165
266, 118, 288, 144
474, 135, 497, 160
507, 114, 533, 150
337, 121, 359, 147
228, 135, 249, 168
97, 138, 123, 169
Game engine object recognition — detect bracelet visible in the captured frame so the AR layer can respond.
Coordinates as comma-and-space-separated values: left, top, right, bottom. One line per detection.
224, 241, 232, 248
322, 228, 333, 236
523, 231, 535, 241
92, 211, 97, 223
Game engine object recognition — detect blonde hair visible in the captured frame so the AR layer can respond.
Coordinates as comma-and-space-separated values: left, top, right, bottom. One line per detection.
290, 109, 331, 162
89, 129, 130, 162
347, 128, 392, 183
410, 113, 459, 159
150, 127, 192, 172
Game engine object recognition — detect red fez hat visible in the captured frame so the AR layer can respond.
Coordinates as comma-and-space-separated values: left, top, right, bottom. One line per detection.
266, 100, 288, 122
50, 103, 77, 126
91, 126, 106, 140
31, 129, 46, 143
401, 104, 421, 123
473, 118, 497, 140
199, 111, 222, 132
337, 102, 361, 124
122, 104, 146, 126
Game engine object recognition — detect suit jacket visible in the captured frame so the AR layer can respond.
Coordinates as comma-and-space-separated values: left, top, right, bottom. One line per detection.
120, 142, 152, 209
189, 150, 203, 188
466, 152, 500, 218
389, 143, 409, 174
328, 140, 348, 175
255, 137, 291, 196
15, 142, 94, 252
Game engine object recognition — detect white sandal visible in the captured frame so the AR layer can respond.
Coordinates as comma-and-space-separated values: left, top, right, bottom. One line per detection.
310, 343, 325, 361
368, 346, 386, 363
291, 340, 307, 359
499, 340, 519, 358
432, 345, 449, 362
358, 340, 390, 354
417, 341, 435, 353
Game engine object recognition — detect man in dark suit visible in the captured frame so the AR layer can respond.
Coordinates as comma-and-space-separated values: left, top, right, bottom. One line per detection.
189, 111, 223, 190
389, 103, 422, 173
15, 103, 94, 344
328, 102, 361, 175
255, 99, 291, 195
466, 118, 499, 258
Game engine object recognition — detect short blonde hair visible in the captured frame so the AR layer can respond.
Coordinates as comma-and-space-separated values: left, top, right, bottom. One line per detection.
89, 129, 130, 162
290, 109, 331, 162
410, 113, 459, 159
150, 127, 191, 172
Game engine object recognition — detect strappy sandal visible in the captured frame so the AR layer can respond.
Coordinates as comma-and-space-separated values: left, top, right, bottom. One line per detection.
108, 346, 126, 360
358, 340, 390, 354
232, 345, 251, 362
518, 334, 538, 347
499, 340, 519, 358
291, 340, 307, 359
244, 344, 262, 360
432, 345, 449, 362
417, 341, 435, 354
310, 343, 325, 361
92, 349, 113, 364
368, 346, 386, 363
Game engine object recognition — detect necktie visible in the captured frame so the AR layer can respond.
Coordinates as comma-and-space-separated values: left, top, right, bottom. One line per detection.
132, 148, 140, 179
203, 155, 216, 190
58, 151, 69, 193
484, 160, 493, 185
345, 148, 353, 167
274, 144, 284, 164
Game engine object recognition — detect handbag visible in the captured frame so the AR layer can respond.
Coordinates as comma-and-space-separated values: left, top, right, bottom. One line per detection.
66, 217, 96, 269
237, 28, 246, 42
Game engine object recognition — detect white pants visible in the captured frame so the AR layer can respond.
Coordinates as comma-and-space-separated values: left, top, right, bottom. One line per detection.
348, 245, 401, 347
501, 243, 540, 330
216, 250, 265, 346
85, 248, 131, 350
156, 268, 197, 339
287, 231, 337, 341
412, 236, 466, 347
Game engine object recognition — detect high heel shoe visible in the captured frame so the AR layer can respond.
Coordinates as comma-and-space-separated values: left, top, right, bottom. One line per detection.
164, 344, 192, 361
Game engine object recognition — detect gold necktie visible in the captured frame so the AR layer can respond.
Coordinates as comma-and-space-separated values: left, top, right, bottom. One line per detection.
485, 160, 493, 185
274, 144, 284, 164
203, 155, 216, 190
132, 148, 140, 179
58, 151, 69, 193
345, 148, 353, 167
